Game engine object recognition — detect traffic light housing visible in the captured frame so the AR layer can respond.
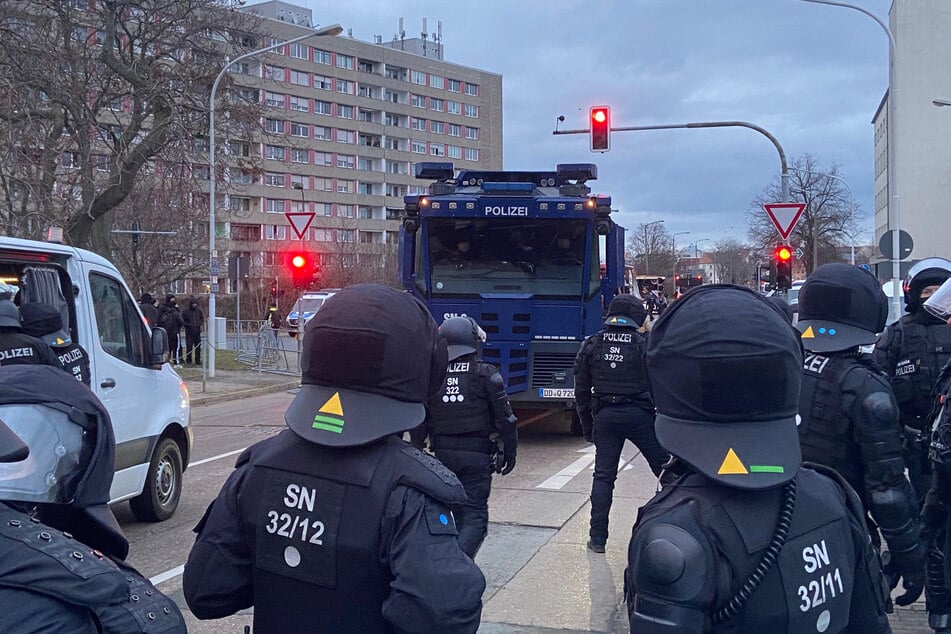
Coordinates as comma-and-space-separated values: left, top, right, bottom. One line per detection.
773, 244, 793, 290
589, 106, 610, 152
287, 251, 318, 289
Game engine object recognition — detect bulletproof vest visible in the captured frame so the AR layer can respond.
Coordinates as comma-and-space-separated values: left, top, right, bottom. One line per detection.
427, 359, 494, 436
236, 431, 425, 633
0, 504, 185, 633
0, 331, 50, 367
56, 343, 90, 386
798, 353, 867, 498
890, 315, 951, 422
590, 328, 649, 399
638, 469, 862, 632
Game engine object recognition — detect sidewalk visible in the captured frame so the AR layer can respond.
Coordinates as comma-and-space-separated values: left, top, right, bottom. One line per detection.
177, 367, 300, 407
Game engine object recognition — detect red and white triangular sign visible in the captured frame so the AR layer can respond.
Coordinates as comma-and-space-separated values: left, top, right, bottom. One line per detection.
763, 203, 806, 240
284, 212, 316, 240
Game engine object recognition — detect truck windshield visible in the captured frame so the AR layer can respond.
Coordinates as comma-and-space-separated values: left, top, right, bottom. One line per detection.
422, 218, 597, 298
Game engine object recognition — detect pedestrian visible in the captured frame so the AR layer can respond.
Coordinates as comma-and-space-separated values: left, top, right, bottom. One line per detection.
625, 284, 892, 632
158, 294, 184, 366
265, 301, 282, 347
0, 299, 63, 368
573, 293, 668, 553
20, 302, 91, 386
183, 284, 485, 632
138, 292, 159, 328
0, 365, 186, 632
181, 297, 204, 366
797, 264, 925, 607
413, 315, 518, 558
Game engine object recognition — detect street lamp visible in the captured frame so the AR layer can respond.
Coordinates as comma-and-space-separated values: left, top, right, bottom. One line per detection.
671, 231, 690, 293
693, 238, 710, 259
642, 219, 664, 275
206, 23, 342, 377
801, 0, 902, 321
934, 99, 951, 108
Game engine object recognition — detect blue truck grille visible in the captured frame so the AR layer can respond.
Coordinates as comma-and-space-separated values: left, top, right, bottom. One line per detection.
530, 352, 577, 388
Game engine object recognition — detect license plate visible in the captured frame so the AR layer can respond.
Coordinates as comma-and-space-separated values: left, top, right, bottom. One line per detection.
539, 388, 574, 399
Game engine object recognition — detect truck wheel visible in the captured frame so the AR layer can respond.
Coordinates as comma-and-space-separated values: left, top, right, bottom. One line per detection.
569, 411, 583, 436
130, 437, 183, 522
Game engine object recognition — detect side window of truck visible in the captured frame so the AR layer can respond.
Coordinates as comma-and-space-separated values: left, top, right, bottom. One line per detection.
89, 273, 148, 367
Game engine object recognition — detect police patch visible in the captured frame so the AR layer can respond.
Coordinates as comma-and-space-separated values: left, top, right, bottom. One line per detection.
425, 499, 458, 536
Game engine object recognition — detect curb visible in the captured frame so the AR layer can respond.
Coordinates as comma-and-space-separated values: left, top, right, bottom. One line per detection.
188, 380, 301, 407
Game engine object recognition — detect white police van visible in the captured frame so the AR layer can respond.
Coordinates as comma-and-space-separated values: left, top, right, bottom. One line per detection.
0, 236, 191, 521
286, 289, 338, 334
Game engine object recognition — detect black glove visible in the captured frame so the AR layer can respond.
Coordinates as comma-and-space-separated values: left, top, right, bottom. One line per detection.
883, 546, 926, 607
498, 433, 517, 475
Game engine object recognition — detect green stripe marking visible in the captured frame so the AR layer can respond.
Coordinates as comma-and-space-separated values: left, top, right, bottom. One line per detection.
312, 414, 344, 431
313, 422, 344, 433
749, 465, 784, 473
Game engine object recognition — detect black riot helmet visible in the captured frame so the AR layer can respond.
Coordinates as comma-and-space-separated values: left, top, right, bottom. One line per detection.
604, 294, 647, 328
439, 316, 487, 361
797, 263, 887, 353
903, 257, 951, 313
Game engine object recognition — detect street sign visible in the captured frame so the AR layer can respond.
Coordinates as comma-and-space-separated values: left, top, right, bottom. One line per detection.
763, 203, 806, 240
794, 247, 804, 260
285, 212, 316, 240
878, 229, 913, 260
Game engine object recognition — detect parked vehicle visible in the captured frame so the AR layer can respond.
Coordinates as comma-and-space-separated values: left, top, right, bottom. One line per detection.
286, 289, 339, 335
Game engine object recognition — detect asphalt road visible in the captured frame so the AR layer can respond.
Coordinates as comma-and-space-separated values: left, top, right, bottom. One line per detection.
115, 391, 929, 633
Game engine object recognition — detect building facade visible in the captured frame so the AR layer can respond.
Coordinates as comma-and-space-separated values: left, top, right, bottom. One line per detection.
872, 0, 951, 276
213, 1, 502, 294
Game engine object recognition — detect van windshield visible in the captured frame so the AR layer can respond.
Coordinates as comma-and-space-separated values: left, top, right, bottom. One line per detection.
294, 297, 325, 313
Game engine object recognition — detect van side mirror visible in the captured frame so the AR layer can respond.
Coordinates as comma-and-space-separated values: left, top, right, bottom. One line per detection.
151, 327, 169, 368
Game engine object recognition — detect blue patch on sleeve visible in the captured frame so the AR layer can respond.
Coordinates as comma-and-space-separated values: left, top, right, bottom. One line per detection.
425, 500, 458, 536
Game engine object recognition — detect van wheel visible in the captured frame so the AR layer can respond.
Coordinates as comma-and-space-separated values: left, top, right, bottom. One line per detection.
130, 437, 183, 522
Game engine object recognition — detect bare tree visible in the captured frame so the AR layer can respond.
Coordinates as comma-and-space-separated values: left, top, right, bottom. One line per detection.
711, 238, 754, 285
747, 154, 861, 275
0, 0, 264, 251
626, 221, 675, 278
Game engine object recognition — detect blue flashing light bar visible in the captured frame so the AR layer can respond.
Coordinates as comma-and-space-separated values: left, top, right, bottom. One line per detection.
482, 182, 535, 193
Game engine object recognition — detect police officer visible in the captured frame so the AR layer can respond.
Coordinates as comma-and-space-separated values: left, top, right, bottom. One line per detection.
0, 299, 62, 368
20, 302, 91, 386
626, 285, 892, 632
574, 294, 668, 553
875, 257, 951, 506
414, 315, 517, 558
797, 264, 925, 608
184, 284, 485, 633
0, 365, 186, 632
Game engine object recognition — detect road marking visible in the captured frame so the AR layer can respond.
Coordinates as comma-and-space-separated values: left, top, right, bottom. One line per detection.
150, 564, 185, 586
536, 454, 596, 489
189, 448, 246, 467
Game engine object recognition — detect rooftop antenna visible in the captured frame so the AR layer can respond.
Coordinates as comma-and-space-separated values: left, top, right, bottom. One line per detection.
347, 28, 352, 38
422, 18, 428, 56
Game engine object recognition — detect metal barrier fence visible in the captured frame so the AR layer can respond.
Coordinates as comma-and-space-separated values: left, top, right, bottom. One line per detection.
233, 321, 299, 376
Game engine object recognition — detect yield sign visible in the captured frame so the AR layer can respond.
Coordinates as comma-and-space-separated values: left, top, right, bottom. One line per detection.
763, 203, 806, 240
284, 212, 315, 240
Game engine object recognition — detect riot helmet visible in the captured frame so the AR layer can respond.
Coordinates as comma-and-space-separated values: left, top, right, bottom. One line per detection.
604, 294, 646, 328
440, 315, 487, 361
903, 257, 951, 313
0, 299, 21, 330
796, 264, 887, 353
20, 302, 72, 347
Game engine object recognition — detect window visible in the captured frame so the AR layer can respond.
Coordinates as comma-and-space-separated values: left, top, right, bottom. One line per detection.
358, 158, 374, 171
90, 273, 148, 367
385, 65, 407, 81
448, 79, 461, 93
289, 96, 310, 112
290, 70, 310, 86
448, 145, 462, 159
92, 154, 109, 171
465, 148, 479, 161
359, 206, 373, 219
337, 104, 354, 119
265, 65, 284, 81
314, 152, 333, 166
335, 54, 354, 70
336, 129, 356, 144
464, 82, 479, 96
264, 171, 285, 186
314, 177, 333, 192
338, 180, 355, 194
265, 91, 285, 108
385, 137, 403, 151
315, 100, 332, 115
229, 168, 252, 184
265, 225, 288, 240
227, 197, 250, 214
429, 75, 445, 89
265, 199, 286, 213
430, 98, 443, 112
464, 104, 479, 118
465, 126, 479, 140
290, 122, 309, 137
317, 204, 333, 217
313, 49, 331, 65
265, 144, 285, 160
312, 227, 333, 241
430, 143, 445, 157
290, 43, 308, 59
411, 117, 426, 131
267, 37, 284, 49
314, 74, 332, 90
338, 204, 355, 217
384, 90, 403, 104
291, 148, 309, 163
411, 140, 426, 154
339, 229, 355, 243
411, 94, 426, 108
313, 126, 332, 141
336, 79, 353, 95
230, 60, 256, 76
263, 252, 278, 266
290, 200, 307, 213
388, 162, 404, 175
230, 140, 251, 156
448, 123, 462, 137
61, 151, 81, 168
430, 121, 444, 134
193, 165, 210, 180
447, 101, 461, 116
385, 114, 405, 127
290, 174, 305, 189
336, 154, 355, 169
230, 223, 260, 241
235, 87, 259, 103
410, 70, 426, 85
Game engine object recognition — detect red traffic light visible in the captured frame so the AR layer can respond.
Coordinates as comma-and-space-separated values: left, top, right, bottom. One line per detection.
774, 245, 792, 262
589, 106, 610, 152
287, 251, 318, 288
290, 254, 307, 269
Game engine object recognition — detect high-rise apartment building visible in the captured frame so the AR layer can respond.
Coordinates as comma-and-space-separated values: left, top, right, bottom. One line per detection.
213, 1, 502, 292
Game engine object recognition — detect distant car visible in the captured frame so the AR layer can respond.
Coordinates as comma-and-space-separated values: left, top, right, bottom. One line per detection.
787, 286, 801, 309
286, 289, 338, 335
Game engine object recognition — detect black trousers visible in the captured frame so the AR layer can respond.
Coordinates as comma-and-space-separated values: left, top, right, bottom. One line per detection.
590, 403, 667, 545
168, 332, 181, 364
184, 333, 201, 365
432, 437, 494, 559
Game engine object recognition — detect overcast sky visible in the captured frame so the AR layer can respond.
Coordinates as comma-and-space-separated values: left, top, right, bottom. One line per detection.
298, 0, 892, 251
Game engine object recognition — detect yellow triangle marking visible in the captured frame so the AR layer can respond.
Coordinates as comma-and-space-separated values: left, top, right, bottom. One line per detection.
319, 392, 344, 416
717, 448, 749, 475
801, 326, 815, 339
